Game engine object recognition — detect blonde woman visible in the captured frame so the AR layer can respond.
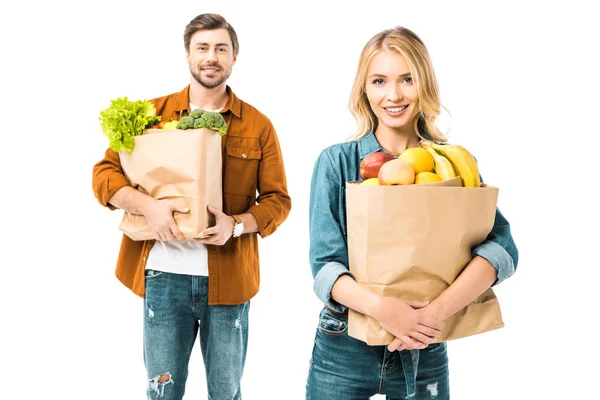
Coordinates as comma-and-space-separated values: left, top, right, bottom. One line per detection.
306, 27, 518, 399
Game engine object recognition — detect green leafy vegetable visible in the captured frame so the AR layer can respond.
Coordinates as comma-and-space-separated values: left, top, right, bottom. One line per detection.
99, 97, 161, 153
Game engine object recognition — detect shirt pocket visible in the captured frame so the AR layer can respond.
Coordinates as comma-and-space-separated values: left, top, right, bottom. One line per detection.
224, 137, 262, 198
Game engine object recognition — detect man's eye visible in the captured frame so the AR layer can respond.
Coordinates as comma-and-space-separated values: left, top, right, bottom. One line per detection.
218, 48, 227, 52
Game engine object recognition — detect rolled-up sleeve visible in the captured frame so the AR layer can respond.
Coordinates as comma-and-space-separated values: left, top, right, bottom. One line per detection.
92, 147, 130, 210
472, 207, 519, 286
309, 149, 354, 313
247, 125, 291, 238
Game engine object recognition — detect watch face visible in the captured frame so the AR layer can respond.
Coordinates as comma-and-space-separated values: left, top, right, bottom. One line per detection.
234, 222, 244, 237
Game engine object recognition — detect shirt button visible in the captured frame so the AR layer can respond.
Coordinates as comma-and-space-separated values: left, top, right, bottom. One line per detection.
242, 153, 247, 158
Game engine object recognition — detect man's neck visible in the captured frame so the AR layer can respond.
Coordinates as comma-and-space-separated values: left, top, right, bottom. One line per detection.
189, 79, 229, 110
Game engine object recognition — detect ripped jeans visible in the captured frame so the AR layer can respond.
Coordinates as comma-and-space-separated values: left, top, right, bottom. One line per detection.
144, 270, 249, 400
306, 307, 450, 399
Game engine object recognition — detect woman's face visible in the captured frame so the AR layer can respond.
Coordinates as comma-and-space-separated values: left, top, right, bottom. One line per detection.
365, 49, 420, 134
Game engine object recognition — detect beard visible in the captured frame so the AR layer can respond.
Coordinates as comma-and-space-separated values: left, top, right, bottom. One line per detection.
190, 63, 231, 89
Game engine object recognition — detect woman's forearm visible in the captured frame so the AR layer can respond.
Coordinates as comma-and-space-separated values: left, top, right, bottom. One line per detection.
431, 255, 498, 320
331, 275, 380, 316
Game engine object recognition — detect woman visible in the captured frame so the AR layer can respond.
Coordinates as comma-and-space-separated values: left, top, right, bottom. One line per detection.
306, 26, 518, 399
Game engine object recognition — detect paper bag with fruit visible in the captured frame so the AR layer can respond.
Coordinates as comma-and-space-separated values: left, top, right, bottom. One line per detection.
99, 97, 227, 241
346, 141, 503, 345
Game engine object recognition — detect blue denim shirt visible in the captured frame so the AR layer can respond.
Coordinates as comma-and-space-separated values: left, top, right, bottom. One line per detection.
309, 131, 519, 312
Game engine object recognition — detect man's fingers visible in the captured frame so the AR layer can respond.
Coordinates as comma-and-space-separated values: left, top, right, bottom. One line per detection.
163, 228, 175, 242
207, 205, 220, 216
199, 227, 217, 238
170, 224, 185, 241
172, 205, 190, 214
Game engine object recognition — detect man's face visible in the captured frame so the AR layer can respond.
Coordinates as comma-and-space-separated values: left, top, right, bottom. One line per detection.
187, 28, 236, 89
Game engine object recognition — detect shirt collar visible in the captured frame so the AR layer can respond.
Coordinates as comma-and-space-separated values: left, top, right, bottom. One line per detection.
357, 131, 384, 159
173, 85, 242, 119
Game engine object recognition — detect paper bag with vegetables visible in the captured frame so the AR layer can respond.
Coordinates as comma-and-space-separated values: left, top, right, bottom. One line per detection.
99, 97, 227, 241
346, 144, 504, 345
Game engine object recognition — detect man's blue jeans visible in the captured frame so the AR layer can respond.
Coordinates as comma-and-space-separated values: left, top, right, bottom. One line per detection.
306, 307, 450, 399
143, 270, 249, 400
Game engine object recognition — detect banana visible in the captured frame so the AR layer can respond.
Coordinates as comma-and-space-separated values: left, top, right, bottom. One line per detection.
430, 142, 480, 187
425, 147, 456, 180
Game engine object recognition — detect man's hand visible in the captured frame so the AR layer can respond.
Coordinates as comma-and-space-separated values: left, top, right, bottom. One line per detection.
194, 205, 235, 246
369, 297, 445, 350
143, 199, 189, 241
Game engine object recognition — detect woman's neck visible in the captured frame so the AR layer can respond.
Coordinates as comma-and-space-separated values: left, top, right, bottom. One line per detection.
374, 126, 421, 156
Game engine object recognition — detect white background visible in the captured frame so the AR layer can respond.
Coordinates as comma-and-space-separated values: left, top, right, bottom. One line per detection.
2, 0, 599, 399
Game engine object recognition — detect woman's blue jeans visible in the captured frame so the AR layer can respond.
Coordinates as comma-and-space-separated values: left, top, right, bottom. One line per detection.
306, 307, 450, 399
143, 270, 250, 400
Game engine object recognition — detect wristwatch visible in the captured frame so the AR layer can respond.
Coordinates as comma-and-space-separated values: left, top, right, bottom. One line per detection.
232, 215, 244, 238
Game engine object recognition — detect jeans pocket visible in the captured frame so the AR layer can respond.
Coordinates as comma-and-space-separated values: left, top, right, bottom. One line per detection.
318, 308, 348, 336
145, 269, 163, 280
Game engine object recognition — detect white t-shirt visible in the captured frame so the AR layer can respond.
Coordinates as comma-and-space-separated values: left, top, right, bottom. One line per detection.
145, 104, 223, 276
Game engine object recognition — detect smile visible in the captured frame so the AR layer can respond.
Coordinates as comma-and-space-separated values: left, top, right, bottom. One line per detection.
384, 105, 408, 112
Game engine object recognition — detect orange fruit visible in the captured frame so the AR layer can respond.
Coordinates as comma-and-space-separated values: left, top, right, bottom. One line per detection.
398, 147, 434, 174
414, 171, 442, 184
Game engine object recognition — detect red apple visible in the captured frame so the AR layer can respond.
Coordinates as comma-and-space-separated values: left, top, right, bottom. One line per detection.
360, 152, 395, 180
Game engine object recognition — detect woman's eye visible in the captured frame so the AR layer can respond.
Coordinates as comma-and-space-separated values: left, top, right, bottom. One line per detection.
372, 78, 385, 85
402, 77, 413, 84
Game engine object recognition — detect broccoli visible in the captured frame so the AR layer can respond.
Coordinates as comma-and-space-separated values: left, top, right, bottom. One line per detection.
193, 117, 207, 129
201, 111, 218, 126
189, 109, 205, 119
176, 116, 195, 130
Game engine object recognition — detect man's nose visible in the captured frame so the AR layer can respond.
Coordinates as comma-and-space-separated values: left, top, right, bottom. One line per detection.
206, 49, 218, 62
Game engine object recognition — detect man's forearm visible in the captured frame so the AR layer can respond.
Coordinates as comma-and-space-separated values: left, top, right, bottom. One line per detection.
431, 256, 498, 320
108, 186, 155, 216
236, 213, 259, 234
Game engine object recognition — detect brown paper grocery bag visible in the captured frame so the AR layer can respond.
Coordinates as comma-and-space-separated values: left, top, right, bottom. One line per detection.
346, 177, 504, 344
118, 128, 222, 241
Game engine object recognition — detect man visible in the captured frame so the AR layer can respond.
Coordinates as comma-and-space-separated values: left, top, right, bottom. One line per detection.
92, 13, 291, 400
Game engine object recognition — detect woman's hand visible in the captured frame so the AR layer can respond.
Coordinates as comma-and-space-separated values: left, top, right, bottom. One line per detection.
386, 302, 446, 351
369, 296, 445, 349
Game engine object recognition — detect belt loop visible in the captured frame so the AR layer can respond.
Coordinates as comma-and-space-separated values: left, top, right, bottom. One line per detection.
399, 349, 419, 397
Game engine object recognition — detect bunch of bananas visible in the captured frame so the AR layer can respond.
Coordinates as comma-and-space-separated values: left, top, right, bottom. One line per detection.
420, 140, 481, 187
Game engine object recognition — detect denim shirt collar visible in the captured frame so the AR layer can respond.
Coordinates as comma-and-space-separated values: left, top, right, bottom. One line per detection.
357, 131, 384, 159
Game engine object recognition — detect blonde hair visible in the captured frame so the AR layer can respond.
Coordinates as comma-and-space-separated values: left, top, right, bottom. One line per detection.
348, 27, 447, 142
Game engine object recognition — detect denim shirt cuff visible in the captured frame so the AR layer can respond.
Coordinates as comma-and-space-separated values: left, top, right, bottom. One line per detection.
313, 261, 354, 313
472, 241, 515, 286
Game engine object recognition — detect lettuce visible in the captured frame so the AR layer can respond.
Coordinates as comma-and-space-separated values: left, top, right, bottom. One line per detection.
99, 97, 161, 153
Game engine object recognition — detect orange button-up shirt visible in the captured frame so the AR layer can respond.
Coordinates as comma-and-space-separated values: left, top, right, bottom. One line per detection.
92, 85, 291, 305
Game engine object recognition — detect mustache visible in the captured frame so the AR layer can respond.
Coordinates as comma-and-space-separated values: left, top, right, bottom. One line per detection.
200, 62, 221, 69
